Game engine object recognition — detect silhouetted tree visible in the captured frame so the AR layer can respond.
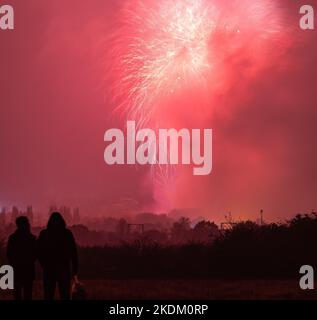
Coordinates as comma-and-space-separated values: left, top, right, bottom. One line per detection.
192, 220, 220, 244
116, 218, 129, 236
171, 217, 191, 243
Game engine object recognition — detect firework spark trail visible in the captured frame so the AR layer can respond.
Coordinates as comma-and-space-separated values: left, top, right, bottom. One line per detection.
107, 0, 284, 127
108, 0, 215, 128
105, 0, 287, 209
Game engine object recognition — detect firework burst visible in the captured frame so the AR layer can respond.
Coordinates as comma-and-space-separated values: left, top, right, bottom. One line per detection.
107, 0, 284, 127
104, 0, 287, 209
108, 0, 216, 127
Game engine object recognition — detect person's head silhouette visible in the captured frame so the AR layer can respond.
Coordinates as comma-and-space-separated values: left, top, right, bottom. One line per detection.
47, 212, 66, 230
16, 216, 30, 233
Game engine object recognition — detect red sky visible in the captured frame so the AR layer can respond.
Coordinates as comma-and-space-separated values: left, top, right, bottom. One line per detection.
0, 0, 316, 223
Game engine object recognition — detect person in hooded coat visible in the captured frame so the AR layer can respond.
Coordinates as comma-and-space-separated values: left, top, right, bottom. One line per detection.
37, 212, 78, 300
6, 216, 37, 300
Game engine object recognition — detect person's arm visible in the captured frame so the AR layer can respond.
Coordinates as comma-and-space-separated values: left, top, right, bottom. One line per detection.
6, 235, 14, 264
36, 232, 44, 266
69, 231, 79, 277
32, 236, 38, 263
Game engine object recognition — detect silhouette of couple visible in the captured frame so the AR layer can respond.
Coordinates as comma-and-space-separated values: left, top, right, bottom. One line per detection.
6, 212, 78, 300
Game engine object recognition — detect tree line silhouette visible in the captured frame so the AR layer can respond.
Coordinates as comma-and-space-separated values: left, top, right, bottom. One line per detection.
1, 212, 316, 279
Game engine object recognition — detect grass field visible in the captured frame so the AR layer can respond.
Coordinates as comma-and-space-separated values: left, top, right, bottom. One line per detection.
0, 279, 316, 300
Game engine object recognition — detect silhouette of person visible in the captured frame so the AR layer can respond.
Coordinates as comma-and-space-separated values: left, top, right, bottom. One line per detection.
6, 216, 37, 300
37, 212, 78, 300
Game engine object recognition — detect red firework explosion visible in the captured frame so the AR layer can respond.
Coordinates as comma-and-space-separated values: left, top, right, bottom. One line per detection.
107, 0, 285, 127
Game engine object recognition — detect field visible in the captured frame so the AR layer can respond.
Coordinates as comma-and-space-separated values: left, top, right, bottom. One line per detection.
0, 279, 316, 300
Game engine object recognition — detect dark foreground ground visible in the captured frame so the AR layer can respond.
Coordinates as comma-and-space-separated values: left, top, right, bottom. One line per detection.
0, 279, 316, 300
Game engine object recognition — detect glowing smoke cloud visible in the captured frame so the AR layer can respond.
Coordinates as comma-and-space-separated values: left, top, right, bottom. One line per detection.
108, 0, 284, 126
106, 0, 287, 210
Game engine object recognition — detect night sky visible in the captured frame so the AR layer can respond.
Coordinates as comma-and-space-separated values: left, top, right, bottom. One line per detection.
0, 0, 316, 222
